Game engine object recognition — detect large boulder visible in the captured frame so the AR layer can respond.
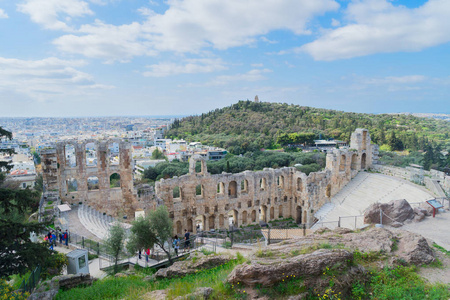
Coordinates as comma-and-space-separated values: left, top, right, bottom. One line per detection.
155, 254, 232, 279
227, 249, 353, 287
364, 199, 414, 226
394, 231, 435, 265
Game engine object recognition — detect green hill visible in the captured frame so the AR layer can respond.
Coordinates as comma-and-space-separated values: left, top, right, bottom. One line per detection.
166, 101, 450, 155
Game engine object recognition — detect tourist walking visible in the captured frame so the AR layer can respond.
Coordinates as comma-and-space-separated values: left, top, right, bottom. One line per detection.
64, 230, 69, 247
184, 229, 190, 252
173, 235, 179, 256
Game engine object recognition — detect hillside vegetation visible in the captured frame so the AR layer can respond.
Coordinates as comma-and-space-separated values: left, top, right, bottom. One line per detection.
166, 101, 450, 155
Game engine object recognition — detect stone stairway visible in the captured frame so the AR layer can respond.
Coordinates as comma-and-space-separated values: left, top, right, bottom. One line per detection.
78, 205, 116, 240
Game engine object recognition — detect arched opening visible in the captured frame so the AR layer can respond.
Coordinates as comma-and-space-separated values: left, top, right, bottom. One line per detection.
278, 205, 283, 218
247, 200, 252, 208
228, 181, 237, 198
284, 196, 288, 202
340, 155, 346, 171
87, 176, 99, 190
297, 178, 303, 192
209, 215, 215, 230
173, 186, 181, 199
242, 211, 248, 224
195, 215, 205, 232
361, 153, 367, 169
251, 210, 257, 223
176, 220, 182, 235
296, 206, 302, 224
110, 173, 120, 188
326, 184, 331, 198
351, 154, 358, 170
260, 178, 267, 191
277, 175, 284, 189
217, 182, 225, 195
65, 144, 76, 168
270, 207, 275, 219
240, 179, 248, 194
228, 210, 238, 227
195, 184, 203, 197
187, 218, 193, 233
85, 142, 97, 166
108, 142, 120, 165
67, 178, 78, 192
260, 205, 267, 223
219, 214, 225, 228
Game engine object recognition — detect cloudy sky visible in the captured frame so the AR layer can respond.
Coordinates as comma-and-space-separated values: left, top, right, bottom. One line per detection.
1, 0, 449, 117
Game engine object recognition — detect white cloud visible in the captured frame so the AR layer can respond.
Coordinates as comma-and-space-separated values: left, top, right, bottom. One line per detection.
208, 68, 272, 86
0, 57, 113, 102
0, 8, 8, 19
143, 58, 227, 77
54, 20, 153, 62
17, 0, 93, 31
331, 18, 340, 27
301, 0, 450, 61
364, 75, 427, 85
54, 0, 339, 60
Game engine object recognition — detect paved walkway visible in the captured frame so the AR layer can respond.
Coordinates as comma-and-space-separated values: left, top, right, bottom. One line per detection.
314, 172, 436, 230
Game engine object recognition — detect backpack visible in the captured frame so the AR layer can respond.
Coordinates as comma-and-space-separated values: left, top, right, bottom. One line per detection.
64, 233, 68, 239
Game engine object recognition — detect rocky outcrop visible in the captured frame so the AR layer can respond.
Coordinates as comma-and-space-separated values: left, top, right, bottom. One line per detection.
227, 249, 353, 287
28, 273, 94, 300
364, 199, 415, 225
394, 231, 435, 265
174, 287, 214, 300
155, 254, 232, 279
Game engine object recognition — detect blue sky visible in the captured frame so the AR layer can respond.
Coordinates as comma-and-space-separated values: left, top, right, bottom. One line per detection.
0, 0, 449, 117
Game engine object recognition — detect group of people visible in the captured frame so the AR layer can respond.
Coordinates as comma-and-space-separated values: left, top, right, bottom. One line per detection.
45, 228, 69, 250
172, 229, 191, 256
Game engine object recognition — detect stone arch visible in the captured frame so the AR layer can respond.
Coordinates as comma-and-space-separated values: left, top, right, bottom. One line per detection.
228, 209, 238, 227
340, 155, 346, 171
277, 175, 285, 189
279, 205, 283, 218
240, 179, 248, 194
107, 141, 120, 165
64, 143, 77, 168
219, 214, 225, 228
217, 182, 225, 195
87, 176, 99, 190
67, 178, 78, 192
260, 205, 267, 223
195, 215, 205, 231
351, 153, 358, 170
326, 184, 331, 198
85, 141, 98, 167
242, 211, 248, 224
176, 220, 182, 235
173, 186, 181, 199
297, 177, 303, 192
296, 206, 302, 224
228, 181, 237, 198
208, 215, 215, 230
110, 173, 120, 188
270, 207, 275, 219
260, 178, 267, 190
251, 210, 257, 223
361, 153, 367, 169
187, 218, 193, 233
189, 155, 208, 175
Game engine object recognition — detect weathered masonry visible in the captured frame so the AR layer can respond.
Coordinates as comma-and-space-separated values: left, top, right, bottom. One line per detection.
41, 139, 141, 218
156, 129, 376, 235
41, 129, 376, 235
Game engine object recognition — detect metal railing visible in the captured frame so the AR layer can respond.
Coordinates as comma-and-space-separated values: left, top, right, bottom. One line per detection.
18, 265, 41, 293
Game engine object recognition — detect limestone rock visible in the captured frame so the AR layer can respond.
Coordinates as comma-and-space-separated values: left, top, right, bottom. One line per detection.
395, 231, 434, 265
227, 249, 353, 287
114, 272, 127, 278
174, 287, 214, 300
155, 254, 232, 279
28, 289, 58, 300
142, 289, 167, 300
364, 199, 414, 225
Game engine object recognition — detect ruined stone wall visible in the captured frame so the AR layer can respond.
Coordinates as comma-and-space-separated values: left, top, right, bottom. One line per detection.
156, 128, 374, 235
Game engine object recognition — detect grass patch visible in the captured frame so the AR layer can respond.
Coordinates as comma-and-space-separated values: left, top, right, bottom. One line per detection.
56, 255, 246, 300
256, 276, 305, 298
200, 248, 215, 256
255, 249, 274, 258
433, 243, 450, 256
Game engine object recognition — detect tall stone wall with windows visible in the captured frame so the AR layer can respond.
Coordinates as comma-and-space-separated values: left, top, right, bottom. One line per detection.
156, 128, 374, 235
